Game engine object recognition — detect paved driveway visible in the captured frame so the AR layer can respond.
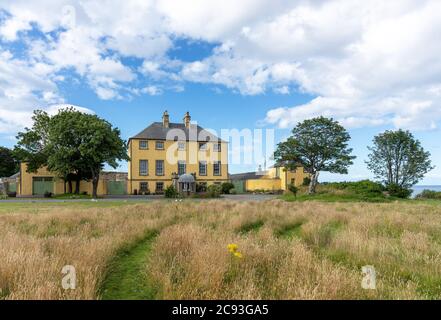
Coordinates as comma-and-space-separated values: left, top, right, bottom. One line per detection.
0, 194, 278, 203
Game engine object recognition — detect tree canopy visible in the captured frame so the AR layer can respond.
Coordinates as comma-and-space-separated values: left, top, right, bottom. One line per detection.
0, 147, 19, 177
274, 116, 355, 194
366, 129, 433, 189
15, 108, 129, 197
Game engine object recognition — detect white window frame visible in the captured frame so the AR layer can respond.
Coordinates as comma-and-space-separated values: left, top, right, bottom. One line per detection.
213, 143, 221, 152
199, 161, 207, 176
178, 141, 186, 151
213, 161, 221, 176
139, 160, 148, 176
139, 140, 148, 150
155, 141, 164, 150
199, 142, 207, 151
156, 160, 164, 176
178, 160, 186, 175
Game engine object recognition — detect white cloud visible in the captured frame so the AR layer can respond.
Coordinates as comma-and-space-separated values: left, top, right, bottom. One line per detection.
1, 0, 441, 134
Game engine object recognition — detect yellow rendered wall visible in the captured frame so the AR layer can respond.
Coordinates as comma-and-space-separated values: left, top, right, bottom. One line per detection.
243, 167, 308, 192
245, 179, 281, 191
128, 139, 229, 193
19, 163, 107, 196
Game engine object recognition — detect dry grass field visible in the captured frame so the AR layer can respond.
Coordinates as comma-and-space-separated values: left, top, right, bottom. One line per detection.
0, 200, 441, 300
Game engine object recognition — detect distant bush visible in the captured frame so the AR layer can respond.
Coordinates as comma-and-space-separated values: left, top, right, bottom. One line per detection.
207, 184, 222, 198
7, 191, 16, 198
325, 180, 385, 197
164, 185, 178, 198
229, 188, 237, 195
303, 177, 311, 186
44, 191, 53, 198
416, 189, 441, 200
386, 183, 412, 199
221, 182, 235, 194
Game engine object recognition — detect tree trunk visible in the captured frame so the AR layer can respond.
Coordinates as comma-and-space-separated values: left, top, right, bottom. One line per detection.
75, 176, 80, 194
308, 172, 319, 194
92, 175, 99, 199
68, 180, 73, 194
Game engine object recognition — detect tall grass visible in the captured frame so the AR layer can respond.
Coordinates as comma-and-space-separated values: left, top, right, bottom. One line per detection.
1, 200, 441, 299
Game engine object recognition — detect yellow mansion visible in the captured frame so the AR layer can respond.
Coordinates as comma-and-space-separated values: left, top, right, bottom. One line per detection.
127, 111, 229, 194
6, 110, 309, 197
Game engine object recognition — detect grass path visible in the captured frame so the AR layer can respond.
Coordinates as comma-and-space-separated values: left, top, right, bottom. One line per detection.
100, 232, 159, 300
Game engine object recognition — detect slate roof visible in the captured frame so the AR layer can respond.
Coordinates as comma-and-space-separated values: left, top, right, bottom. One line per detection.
230, 171, 273, 181
130, 122, 226, 142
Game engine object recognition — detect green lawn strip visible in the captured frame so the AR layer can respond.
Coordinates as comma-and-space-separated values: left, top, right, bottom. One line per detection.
0, 201, 146, 214
100, 231, 160, 300
293, 220, 441, 299
237, 220, 264, 234
274, 220, 305, 239
280, 193, 391, 203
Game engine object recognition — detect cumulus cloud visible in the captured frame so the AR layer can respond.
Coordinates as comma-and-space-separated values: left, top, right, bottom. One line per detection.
1, 0, 441, 133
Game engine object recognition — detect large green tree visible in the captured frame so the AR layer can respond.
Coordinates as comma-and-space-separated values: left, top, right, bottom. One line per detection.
15, 108, 129, 197
366, 129, 433, 189
274, 117, 356, 194
0, 147, 19, 177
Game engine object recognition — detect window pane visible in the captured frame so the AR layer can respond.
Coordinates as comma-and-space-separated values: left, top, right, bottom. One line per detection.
156, 141, 164, 150
178, 142, 186, 150
139, 160, 148, 176
140, 182, 148, 192
139, 140, 148, 149
199, 161, 207, 176
213, 161, 221, 176
214, 143, 221, 152
199, 142, 207, 150
156, 160, 164, 175
178, 161, 186, 175
156, 182, 164, 192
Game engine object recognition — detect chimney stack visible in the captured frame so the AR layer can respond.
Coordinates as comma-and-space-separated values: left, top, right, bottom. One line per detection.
162, 110, 170, 128
183, 111, 191, 129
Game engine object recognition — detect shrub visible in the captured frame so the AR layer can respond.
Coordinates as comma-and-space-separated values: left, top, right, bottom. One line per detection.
288, 184, 298, 197
164, 185, 178, 198
207, 184, 222, 198
325, 180, 385, 197
221, 182, 235, 194
44, 191, 53, 198
7, 191, 16, 198
196, 183, 207, 193
386, 183, 412, 199
229, 188, 237, 195
416, 189, 441, 200
303, 177, 311, 186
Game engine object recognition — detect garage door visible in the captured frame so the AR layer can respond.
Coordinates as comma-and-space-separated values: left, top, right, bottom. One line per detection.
107, 181, 126, 195
33, 177, 54, 195
7, 182, 17, 193
232, 180, 245, 194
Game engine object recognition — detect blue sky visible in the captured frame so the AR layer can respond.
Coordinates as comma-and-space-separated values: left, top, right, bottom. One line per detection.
1, 1, 441, 184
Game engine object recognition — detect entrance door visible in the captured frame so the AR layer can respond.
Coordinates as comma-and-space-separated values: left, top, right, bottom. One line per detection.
32, 177, 54, 195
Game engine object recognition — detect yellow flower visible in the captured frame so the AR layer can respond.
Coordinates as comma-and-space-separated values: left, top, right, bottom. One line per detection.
233, 251, 243, 259
227, 243, 238, 253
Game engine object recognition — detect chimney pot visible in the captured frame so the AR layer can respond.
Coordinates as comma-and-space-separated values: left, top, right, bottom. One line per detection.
183, 111, 191, 128
162, 110, 170, 128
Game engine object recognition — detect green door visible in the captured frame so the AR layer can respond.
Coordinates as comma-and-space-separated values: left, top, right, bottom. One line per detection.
32, 177, 54, 195
107, 181, 126, 195
7, 182, 17, 193
232, 180, 245, 193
